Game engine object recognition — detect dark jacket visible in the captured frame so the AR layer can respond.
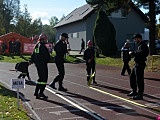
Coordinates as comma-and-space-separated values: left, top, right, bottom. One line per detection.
54, 40, 67, 62
83, 47, 95, 64
31, 42, 50, 65
121, 47, 131, 61
15, 62, 29, 73
131, 41, 149, 63
81, 41, 85, 49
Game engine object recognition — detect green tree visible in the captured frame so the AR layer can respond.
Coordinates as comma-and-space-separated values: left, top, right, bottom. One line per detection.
86, 0, 130, 55
133, 0, 160, 54
14, 5, 42, 37
42, 24, 55, 43
94, 9, 117, 55
47, 16, 59, 43
0, 0, 20, 34
49, 16, 59, 26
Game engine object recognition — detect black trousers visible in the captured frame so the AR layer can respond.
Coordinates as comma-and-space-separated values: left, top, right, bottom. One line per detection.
86, 61, 95, 81
121, 61, 131, 75
18, 73, 29, 79
53, 61, 65, 88
79, 47, 85, 53
129, 63, 146, 95
35, 63, 48, 94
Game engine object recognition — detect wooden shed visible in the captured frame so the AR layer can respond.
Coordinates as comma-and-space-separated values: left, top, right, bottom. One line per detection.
0, 32, 33, 54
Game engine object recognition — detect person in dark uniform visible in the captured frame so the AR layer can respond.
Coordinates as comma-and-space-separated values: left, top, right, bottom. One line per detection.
15, 61, 32, 80
2, 42, 7, 55
79, 38, 85, 54
83, 40, 97, 85
121, 40, 131, 76
127, 33, 149, 100
49, 33, 68, 92
31, 34, 50, 99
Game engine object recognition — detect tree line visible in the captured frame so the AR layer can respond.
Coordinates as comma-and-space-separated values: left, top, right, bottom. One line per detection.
0, 0, 64, 43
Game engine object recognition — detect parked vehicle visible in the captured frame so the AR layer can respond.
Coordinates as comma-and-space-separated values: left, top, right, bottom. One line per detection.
155, 40, 160, 51
147, 40, 160, 54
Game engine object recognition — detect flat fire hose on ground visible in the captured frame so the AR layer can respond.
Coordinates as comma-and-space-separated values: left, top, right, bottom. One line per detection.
87, 71, 96, 86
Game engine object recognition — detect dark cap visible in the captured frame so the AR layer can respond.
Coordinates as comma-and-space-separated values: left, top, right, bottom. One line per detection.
132, 33, 142, 39
61, 33, 69, 38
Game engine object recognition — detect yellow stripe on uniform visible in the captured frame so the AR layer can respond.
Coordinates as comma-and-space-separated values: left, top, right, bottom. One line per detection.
89, 86, 160, 113
87, 72, 95, 86
37, 82, 47, 85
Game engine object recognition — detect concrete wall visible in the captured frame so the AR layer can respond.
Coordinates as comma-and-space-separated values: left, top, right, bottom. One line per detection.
109, 7, 145, 51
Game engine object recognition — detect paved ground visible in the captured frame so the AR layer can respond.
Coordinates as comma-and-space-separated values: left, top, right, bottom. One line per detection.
0, 52, 160, 120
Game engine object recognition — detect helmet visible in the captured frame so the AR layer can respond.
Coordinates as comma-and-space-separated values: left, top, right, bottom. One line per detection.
87, 40, 93, 46
38, 34, 47, 41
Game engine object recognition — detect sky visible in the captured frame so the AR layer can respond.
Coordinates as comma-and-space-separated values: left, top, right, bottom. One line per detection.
20, 0, 159, 25
20, 0, 87, 25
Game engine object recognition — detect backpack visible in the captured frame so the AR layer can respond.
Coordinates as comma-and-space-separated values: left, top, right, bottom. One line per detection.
15, 62, 23, 72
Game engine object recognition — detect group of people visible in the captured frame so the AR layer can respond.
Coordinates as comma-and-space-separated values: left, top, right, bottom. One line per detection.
1, 38, 21, 55
121, 33, 149, 100
15, 33, 149, 100
15, 32, 97, 99
9, 39, 21, 55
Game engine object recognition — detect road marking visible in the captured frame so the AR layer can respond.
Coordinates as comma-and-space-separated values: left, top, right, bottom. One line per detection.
59, 116, 83, 120
46, 87, 105, 120
49, 109, 80, 115
145, 102, 160, 107
101, 105, 132, 111
89, 86, 160, 113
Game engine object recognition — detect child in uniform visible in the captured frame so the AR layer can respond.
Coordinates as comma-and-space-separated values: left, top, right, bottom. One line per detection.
83, 40, 97, 85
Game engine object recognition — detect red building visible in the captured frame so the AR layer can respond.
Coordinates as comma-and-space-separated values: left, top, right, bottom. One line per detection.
0, 32, 33, 54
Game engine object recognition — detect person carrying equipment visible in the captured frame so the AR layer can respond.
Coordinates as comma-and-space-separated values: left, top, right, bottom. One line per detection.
15, 61, 32, 80
83, 40, 97, 86
31, 33, 51, 99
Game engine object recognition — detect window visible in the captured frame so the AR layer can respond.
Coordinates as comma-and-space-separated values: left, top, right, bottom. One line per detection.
121, 9, 127, 18
71, 32, 79, 38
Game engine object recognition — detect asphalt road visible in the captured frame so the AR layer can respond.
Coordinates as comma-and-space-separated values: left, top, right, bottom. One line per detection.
0, 62, 160, 120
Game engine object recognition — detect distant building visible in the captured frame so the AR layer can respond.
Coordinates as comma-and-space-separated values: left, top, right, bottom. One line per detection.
54, 2, 148, 51
0, 32, 33, 54
142, 28, 149, 41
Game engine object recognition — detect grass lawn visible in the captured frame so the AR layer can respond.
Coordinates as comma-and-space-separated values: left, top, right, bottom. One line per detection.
0, 84, 30, 119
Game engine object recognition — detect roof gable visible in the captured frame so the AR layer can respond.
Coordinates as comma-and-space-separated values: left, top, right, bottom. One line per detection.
0, 32, 32, 43
54, 4, 94, 27
55, 3, 148, 28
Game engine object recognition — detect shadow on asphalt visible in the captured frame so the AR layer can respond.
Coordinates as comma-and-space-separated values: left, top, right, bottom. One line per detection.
94, 83, 130, 94
64, 91, 155, 120
144, 77, 160, 82
25, 80, 36, 86
36, 97, 97, 120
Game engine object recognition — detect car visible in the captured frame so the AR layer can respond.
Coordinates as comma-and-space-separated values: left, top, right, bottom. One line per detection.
147, 40, 160, 54
155, 40, 160, 50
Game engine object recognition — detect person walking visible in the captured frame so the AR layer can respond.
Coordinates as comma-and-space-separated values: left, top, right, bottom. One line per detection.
31, 34, 50, 99
49, 33, 68, 92
79, 38, 85, 54
127, 33, 149, 100
121, 40, 131, 76
83, 40, 97, 85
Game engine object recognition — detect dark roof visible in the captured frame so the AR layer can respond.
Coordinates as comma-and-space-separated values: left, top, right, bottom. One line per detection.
129, 2, 148, 23
54, 4, 94, 28
55, 3, 148, 28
